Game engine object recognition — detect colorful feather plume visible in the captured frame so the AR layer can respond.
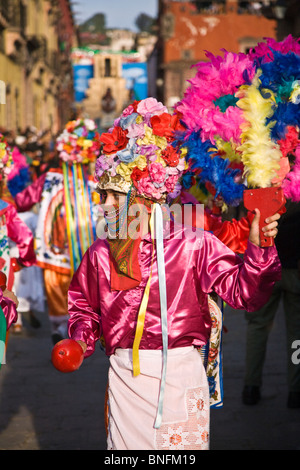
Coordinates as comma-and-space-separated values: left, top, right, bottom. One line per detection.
175, 35, 300, 204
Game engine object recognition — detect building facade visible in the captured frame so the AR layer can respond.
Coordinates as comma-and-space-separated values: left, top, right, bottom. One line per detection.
0, 0, 78, 135
154, 0, 277, 108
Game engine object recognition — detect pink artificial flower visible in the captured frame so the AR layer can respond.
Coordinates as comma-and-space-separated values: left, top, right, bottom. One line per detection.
126, 122, 145, 139
165, 174, 179, 193
59, 151, 70, 162
122, 104, 135, 117
137, 176, 163, 200
149, 162, 166, 184
137, 98, 167, 117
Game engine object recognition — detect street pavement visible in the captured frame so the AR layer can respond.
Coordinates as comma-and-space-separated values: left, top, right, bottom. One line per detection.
0, 300, 299, 451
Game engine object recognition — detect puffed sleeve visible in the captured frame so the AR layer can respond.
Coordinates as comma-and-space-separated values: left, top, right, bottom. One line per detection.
197, 233, 281, 312
14, 173, 47, 212
204, 210, 254, 254
0, 291, 18, 329
68, 247, 102, 358
5, 204, 36, 267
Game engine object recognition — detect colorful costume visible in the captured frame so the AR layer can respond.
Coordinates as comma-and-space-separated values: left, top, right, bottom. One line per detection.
0, 137, 35, 350
0, 290, 18, 368
0, 200, 36, 290
14, 119, 100, 342
0, 138, 36, 291
67, 97, 281, 450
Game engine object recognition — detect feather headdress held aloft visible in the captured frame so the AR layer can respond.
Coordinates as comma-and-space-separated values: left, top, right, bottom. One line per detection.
175, 35, 300, 204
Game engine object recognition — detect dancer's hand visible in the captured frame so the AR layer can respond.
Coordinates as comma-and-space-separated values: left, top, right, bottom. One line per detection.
249, 209, 280, 247
77, 340, 87, 354
3, 289, 19, 307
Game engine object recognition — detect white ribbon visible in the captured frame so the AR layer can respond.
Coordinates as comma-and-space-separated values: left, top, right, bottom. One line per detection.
154, 203, 168, 429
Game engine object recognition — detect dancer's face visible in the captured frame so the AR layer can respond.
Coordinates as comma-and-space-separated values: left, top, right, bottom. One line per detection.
100, 189, 127, 210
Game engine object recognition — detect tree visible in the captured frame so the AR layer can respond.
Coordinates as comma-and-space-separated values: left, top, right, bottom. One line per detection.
79, 13, 106, 34
135, 13, 155, 33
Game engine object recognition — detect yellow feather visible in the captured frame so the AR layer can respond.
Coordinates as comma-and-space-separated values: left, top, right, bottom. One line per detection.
236, 74, 281, 188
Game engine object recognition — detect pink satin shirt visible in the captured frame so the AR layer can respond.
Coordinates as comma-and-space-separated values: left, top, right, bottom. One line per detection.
1, 291, 17, 329
68, 224, 281, 358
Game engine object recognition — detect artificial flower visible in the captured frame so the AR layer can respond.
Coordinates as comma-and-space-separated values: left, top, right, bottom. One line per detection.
161, 146, 180, 167
136, 176, 163, 200
137, 97, 167, 116
95, 99, 187, 201
117, 138, 139, 163
149, 162, 166, 184
116, 155, 147, 182
120, 113, 139, 130
131, 166, 149, 183
100, 126, 128, 155
56, 118, 101, 163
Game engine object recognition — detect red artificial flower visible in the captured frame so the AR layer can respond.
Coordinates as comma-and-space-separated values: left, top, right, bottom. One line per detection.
170, 112, 185, 133
161, 146, 180, 167
100, 126, 128, 155
151, 112, 185, 141
150, 113, 174, 140
131, 166, 149, 184
131, 100, 140, 112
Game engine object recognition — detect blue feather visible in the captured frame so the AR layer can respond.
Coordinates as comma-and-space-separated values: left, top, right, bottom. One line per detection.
179, 132, 245, 205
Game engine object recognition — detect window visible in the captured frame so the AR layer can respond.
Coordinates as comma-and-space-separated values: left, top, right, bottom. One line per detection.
104, 58, 111, 77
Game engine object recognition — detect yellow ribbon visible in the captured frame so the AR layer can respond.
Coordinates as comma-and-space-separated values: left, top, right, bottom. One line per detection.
132, 206, 156, 376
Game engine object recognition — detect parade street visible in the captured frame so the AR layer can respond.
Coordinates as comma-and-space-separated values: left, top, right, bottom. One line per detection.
0, 301, 299, 451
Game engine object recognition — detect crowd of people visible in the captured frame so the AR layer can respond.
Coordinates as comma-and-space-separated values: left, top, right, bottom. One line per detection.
0, 35, 300, 451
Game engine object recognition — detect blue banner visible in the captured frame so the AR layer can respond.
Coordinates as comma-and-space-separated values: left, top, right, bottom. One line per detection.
122, 63, 148, 101
73, 64, 94, 103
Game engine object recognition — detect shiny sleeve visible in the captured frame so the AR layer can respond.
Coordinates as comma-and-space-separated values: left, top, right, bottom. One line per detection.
6, 205, 36, 267
1, 294, 18, 329
205, 210, 254, 254
68, 248, 102, 358
197, 234, 281, 312
14, 173, 47, 212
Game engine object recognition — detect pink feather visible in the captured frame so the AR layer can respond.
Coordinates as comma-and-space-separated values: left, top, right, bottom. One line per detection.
282, 144, 300, 201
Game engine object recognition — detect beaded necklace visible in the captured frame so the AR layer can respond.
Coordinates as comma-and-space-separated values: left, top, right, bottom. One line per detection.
104, 186, 136, 238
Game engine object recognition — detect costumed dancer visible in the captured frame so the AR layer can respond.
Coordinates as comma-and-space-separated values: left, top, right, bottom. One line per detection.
0, 135, 37, 340
14, 118, 101, 344
8, 147, 44, 333
66, 97, 281, 450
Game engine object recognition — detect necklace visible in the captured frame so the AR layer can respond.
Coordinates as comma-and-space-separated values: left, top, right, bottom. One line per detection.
105, 186, 136, 238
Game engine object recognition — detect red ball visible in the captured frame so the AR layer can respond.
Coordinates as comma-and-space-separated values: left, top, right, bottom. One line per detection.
0, 272, 7, 291
51, 339, 84, 373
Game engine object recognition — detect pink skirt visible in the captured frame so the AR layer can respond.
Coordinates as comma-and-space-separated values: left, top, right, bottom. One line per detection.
107, 346, 210, 450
